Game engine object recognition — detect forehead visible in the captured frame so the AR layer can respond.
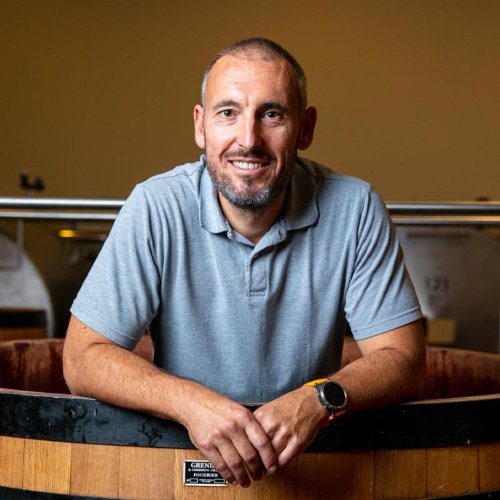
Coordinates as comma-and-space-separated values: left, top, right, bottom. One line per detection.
205, 53, 300, 109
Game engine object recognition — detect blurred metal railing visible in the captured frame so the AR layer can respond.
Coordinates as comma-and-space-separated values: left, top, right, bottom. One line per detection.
0, 197, 500, 225
387, 201, 500, 226
0, 197, 122, 221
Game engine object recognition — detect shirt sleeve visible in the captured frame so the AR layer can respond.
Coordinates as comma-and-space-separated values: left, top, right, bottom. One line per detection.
344, 186, 423, 339
70, 184, 162, 349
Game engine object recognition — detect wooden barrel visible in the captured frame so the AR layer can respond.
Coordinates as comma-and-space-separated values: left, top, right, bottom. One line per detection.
0, 338, 499, 499
0, 308, 47, 342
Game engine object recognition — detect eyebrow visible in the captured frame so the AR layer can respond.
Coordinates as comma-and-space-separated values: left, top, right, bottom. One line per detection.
211, 100, 240, 111
259, 101, 289, 113
211, 100, 289, 113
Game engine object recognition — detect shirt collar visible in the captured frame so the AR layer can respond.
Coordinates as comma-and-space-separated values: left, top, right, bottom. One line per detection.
199, 157, 228, 234
283, 158, 319, 230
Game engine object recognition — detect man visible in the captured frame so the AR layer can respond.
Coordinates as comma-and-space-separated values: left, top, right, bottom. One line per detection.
63, 37, 425, 488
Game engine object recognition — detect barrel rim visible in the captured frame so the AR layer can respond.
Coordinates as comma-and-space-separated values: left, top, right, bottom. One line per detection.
1, 389, 498, 451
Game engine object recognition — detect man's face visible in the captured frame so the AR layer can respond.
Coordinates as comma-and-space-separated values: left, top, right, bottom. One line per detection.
194, 53, 316, 211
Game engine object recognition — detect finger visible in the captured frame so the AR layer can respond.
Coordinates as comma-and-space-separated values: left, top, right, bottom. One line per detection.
217, 441, 252, 487
245, 419, 278, 475
231, 433, 266, 482
199, 448, 238, 486
277, 431, 317, 468
271, 433, 288, 457
277, 438, 300, 468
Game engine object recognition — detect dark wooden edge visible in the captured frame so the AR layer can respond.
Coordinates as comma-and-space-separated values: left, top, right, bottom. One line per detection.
309, 394, 500, 452
0, 486, 113, 499
0, 486, 498, 500
0, 390, 499, 451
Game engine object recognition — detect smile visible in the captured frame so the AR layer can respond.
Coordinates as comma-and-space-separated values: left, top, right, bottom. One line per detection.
231, 161, 268, 170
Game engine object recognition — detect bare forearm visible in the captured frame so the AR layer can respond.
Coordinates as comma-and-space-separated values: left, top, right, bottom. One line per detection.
332, 321, 426, 413
64, 320, 192, 422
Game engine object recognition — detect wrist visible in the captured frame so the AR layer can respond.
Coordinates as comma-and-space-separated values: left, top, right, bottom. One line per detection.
297, 385, 330, 429
303, 378, 348, 422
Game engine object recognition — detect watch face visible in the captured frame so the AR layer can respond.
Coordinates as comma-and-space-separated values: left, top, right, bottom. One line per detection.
323, 381, 347, 408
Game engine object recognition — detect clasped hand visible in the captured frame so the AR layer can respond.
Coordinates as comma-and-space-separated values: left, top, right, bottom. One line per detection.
182, 386, 328, 488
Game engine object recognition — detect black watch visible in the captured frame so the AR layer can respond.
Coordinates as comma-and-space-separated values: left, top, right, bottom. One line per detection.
312, 378, 348, 419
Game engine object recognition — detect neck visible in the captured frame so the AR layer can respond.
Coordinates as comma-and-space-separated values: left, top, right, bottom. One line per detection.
219, 192, 285, 245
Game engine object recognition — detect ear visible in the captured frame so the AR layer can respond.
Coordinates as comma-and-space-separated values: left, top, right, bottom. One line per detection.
297, 106, 317, 150
193, 104, 206, 149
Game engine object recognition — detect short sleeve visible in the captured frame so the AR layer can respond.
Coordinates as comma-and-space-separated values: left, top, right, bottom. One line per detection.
70, 185, 162, 349
344, 186, 422, 339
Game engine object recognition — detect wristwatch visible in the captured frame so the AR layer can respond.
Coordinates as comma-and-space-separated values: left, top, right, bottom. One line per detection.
304, 378, 348, 421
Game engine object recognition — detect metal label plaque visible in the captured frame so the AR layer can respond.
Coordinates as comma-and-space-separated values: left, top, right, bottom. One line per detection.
183, 459, 228, 487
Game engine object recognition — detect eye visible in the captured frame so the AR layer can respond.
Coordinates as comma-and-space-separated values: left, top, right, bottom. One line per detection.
262, 110, 284, 123
220, 109, 234, 118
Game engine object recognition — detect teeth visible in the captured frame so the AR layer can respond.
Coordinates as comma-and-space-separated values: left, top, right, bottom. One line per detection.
232, 161, 263, 170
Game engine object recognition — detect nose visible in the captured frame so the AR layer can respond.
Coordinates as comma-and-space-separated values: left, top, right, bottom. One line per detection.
237, 115, 262, 150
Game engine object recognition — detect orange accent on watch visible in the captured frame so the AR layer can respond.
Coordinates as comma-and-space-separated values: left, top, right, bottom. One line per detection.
303, 378, 329, 387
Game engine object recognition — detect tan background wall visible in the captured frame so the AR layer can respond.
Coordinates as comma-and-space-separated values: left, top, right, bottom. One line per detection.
1, 0, 499, 201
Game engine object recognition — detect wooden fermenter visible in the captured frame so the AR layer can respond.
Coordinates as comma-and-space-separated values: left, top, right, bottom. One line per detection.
0, 338, 499, 499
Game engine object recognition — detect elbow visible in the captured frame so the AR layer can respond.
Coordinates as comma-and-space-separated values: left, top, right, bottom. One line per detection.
62, 348, 82, 396
62, 339, 91, 397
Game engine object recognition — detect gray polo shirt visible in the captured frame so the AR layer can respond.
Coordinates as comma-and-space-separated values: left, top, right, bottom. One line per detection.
71, 156, 422, 403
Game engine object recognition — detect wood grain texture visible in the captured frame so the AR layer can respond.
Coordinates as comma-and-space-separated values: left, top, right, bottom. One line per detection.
70, 442, 120, 498
427, 446, 479, 497
118, 446, 174, 499
479, 441, 500, 492
1, 439, 499, 498
0, 436, 25, 488
22, 439, 71, 494
374, 448, 426, 499
297, 451, 374, 500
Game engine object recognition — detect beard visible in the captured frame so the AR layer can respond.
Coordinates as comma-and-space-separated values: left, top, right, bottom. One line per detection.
206, 148, 296, 211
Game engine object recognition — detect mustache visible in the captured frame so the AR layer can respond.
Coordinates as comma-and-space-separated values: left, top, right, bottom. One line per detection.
223, 148, 276, 162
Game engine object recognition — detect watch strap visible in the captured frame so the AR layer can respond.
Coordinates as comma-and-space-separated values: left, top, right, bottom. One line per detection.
303, 377, 329, 387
